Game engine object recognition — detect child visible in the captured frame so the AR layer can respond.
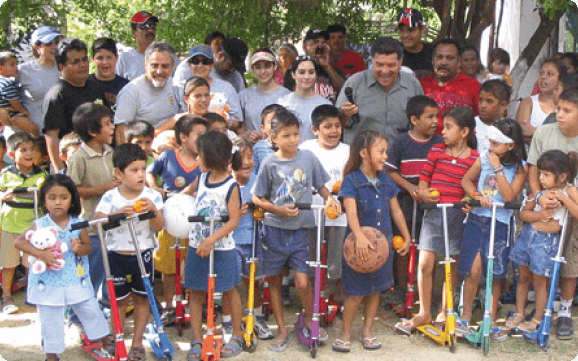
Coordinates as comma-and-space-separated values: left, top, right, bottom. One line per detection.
482, 48, 513, 85
0, 136, 10, 169
230, 138, 274, 340
67, 102, 118, 311
205, 112, 238, 142
58, 132, 82, 174
94, 143, 165, 360
300, 104, 350, 302
148, 115, 206, 319
15, 175, 111, 361
333, 130, 411, 353
125, 120, 154, 159
181, 131, 244, 358
0, 131, 48, 313
151, 130, 178, 158
386, 95, 442, 303
252, 103, 286, 175
251, 110, 339, 351
457, 118, 527, 340
34, 134, 50, 172
509, 150, 578, 333
395, 106, 479, 333
476, 80, 511, 155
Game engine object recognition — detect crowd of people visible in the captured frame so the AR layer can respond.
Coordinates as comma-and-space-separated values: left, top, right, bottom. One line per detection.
1, 6, 578, 361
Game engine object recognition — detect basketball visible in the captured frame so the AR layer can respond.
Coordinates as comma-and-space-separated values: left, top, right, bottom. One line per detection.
343, 227, 389, 273
163, 194, 196, 239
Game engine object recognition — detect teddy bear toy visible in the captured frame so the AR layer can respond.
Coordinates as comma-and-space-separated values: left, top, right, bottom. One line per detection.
208, 92, 230, 120
26, 226, 68, 274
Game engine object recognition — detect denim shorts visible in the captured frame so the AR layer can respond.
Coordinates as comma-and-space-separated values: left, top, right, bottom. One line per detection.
509, 223, 560, 277
260, 225, 312, 276
184, 248, 240, 292
109, 249, 154, 300
457, 213, 512, 279
237, 244, 265, 279
418, 208, 465, 256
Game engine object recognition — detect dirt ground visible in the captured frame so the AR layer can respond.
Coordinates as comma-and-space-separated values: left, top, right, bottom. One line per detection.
1, 280, 578, 361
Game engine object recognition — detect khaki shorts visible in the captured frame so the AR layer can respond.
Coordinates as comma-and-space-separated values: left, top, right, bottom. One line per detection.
153, 230, 188, 274
561, 220, 578, 278
0, 230, 29, 268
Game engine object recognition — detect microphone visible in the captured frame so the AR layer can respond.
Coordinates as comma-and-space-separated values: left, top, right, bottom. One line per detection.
344, 87, 360, 128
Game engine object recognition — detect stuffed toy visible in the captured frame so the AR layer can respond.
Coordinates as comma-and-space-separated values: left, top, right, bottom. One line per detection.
208, 92, 230, 120
26, 226, 68, 274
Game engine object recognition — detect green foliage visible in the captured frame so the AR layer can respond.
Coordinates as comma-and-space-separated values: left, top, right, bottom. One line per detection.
538, 0, 576, 19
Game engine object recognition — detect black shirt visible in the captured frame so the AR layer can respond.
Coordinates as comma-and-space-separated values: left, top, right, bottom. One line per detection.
88, 74, 129, 112
402, 42, 434, 78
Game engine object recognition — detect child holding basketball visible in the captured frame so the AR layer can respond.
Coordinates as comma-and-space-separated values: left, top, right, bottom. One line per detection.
458, 118, 527, 340
333, 130, 411, 353
395, 106, 479, 334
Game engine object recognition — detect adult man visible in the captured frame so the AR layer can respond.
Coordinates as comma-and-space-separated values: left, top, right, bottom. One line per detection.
114, 42, 180, 144
116, 11, 159, 81
210, 37, 248, 93
420, 39, 481, 134
336, 37, 424, 144
397, 8, 434, 78
327, 24, 366, 78
43, 38, 107, 171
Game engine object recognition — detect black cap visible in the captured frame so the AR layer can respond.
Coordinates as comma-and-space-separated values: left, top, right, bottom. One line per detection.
222, 37, 248, 73
304, 29, 329, 42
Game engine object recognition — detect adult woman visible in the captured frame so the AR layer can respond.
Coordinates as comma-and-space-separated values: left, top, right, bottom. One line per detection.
460, 45, 484, 82
276, 43, 298, 86
516, 58, 566, 144
18, 26, 63, 129
239, 48, 290, 140
276, 56, 331, 142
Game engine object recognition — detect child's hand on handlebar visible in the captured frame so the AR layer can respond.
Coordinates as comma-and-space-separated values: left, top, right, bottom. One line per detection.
420, 187, 440, 203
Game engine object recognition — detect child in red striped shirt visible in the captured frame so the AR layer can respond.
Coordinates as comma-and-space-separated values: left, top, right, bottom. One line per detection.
395, 106, 479, 333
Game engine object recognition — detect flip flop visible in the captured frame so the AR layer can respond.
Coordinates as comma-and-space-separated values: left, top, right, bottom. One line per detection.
361, 337, 382, 350
269, 335, 292, 352
1, 297, 19, 314
394, 315, 430, 335
332, 339, 351, 353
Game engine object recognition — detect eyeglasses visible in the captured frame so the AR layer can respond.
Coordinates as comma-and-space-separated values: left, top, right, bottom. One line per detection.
189, 57, 213, 65
137, 22, 157, 30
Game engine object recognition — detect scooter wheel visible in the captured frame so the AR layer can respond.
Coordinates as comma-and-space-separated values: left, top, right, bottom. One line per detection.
165, 356, 172, 361
310, 342, 318, 358
243, 336, 258, 353
483, 336, 489, 356
449, 334, 457, 353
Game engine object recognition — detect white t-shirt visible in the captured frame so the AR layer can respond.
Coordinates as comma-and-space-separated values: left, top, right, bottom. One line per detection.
276, 92, 331, 143
17, 60, 61, 129
116, 49, 145, 81
95, 187, 164, 252
475, 116, 492, 156
299, 139, 349, 226
114, 74, 181, 127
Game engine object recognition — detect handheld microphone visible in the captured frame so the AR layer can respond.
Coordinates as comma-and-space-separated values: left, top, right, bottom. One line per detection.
344, 87, 360, 128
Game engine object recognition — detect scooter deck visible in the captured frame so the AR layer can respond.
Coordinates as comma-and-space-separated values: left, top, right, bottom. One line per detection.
416, 322, 452, 345
81, 335, 113, 361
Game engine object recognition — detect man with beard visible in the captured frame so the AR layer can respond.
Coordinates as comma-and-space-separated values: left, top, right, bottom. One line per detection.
114, 42, 180, 144
211, 37, 248, 93
43, 38, 108, 171
419, 38, 480, 134
116, 11, 159, 81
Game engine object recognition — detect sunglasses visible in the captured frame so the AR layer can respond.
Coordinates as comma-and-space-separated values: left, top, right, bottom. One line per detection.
189, 57, 213, 65
137, 22, 157, 30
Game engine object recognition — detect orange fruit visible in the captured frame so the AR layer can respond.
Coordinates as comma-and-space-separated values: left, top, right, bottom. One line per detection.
430, 190, 440, 197
392, 235, 404, 250
332, 181, 342, 194
325, 205, 339, 219
133, 199, 147, 213
253, 207, 265, 220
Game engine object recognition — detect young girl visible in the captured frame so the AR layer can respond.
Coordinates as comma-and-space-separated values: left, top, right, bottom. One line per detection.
396, 106, 479, 333
508, 150, 578, 333
481, 48, 513, 85
15, 175, 111, 361
182, 131, 243, 360
333, 130, 411, 352
457, 118, 527, 340
229, 138, 273, 340
182, 76, 211, 117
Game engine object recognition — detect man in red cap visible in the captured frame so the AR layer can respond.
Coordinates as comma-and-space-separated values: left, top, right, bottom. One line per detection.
116, 10, 159, 81
397, 8, 433, 78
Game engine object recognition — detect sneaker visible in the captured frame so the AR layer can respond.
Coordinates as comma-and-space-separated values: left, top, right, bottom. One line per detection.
455, 318, 472, 337
254, 315, 274, 340
161, 308, 176, 326
281, 285, 292, 307
556, 316, 574, 340
222, 321, 233, 343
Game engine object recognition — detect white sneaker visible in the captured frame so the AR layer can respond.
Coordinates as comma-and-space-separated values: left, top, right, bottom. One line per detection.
221, 321, 233, 344
254, 316, 274, 340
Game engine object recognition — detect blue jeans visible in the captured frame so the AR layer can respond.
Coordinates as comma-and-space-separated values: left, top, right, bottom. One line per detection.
89, 235, 109, 303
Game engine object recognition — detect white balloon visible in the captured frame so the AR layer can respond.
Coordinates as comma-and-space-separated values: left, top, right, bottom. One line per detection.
163, 194, 196, 239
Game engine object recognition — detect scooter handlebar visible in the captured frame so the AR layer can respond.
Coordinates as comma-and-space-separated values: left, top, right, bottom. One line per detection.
188, 215, 230, 222
71, 213, 127, 231
420, 200, 520, 210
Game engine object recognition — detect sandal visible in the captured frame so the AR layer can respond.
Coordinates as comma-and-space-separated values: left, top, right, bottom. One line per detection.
455, 317, 472, 337
504, 312, 524, 330
221, 335, 243, 358
127, 347, 146, 361
187, 340, 202, 361
1, 297, 19, 314
517, 318, 540, 333
269, 335, 292, 352
490, 326, 509, 341
394, 315, 431, 335
332, 339, 351, 353
361, 337, 382, 350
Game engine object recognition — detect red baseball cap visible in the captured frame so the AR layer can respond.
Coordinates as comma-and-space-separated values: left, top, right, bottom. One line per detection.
131, 10, 159, 24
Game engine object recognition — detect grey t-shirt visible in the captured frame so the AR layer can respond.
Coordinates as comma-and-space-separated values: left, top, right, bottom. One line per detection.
239, 85, 291, 131
252, 149, 329, 230
18, 60, 60, 129
527, 123, 578, 165
210, 68, 245, 93
116, 49, 145, 81
276, 92, 331, 143
114, 74, 181, 127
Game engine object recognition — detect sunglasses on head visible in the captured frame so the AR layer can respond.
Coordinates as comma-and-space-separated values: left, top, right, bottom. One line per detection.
137, 22, 157, 30
189, 57, 213, 65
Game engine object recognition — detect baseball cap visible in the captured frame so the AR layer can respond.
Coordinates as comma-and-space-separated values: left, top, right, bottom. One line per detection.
30, 26, 63, 45
250, 50, 276, 66
222, 37, 248, 73
131, 10, 159, 24
397, 8, 425, 28
188, 44, 213, 61
304, 29, 329, 42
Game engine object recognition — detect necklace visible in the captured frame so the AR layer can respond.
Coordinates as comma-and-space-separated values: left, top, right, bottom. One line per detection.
450, 146, 468, 164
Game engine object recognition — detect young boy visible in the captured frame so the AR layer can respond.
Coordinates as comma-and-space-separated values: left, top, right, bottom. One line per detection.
253, 104, 286, 175
94, 143, 164, 359
67, 103, 118, 309
530, 88, 578, 340
125, 120, 154, 159
58, 131, 82, 174
299, 104, 349, 302
386, 95, 442, 307
147, 115, 206, 321
252, 110, 339, 351
475, 80, 510, 155
205, 112, 238, 142
0, 132, 48, 313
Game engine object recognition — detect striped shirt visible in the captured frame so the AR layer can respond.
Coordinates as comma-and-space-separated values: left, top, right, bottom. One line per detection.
0, 76, 19, 109
419, 143, 479, 203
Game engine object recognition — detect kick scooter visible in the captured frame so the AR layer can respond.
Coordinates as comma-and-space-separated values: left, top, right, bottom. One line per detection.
240, 204, 260, 352
72, 213, 129, 361
524, 210, 570, 351
398, 200, 418, 317
126, 212, 175, 360
171, 235, 190, 336
188, 215, 229, 361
